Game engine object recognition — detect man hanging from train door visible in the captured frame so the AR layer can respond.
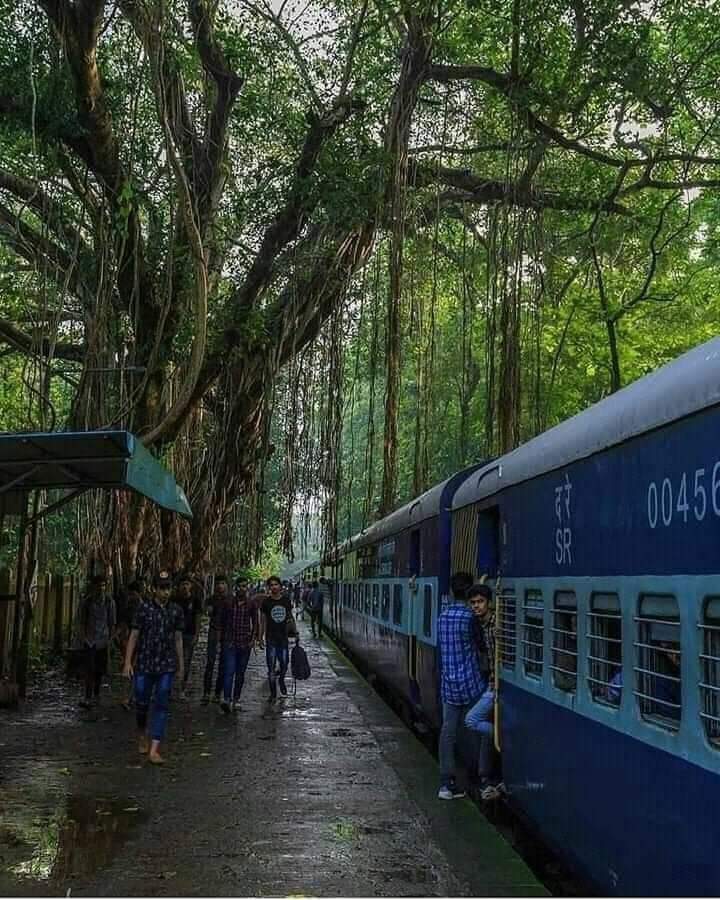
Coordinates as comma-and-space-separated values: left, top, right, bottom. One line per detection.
464, 583, 505, 801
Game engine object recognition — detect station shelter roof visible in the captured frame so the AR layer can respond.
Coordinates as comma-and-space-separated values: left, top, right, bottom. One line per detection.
0, 430, 192, 519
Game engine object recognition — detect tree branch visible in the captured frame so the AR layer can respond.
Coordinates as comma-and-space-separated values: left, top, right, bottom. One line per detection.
411, 162, 631, 214
0, 317, 85, 362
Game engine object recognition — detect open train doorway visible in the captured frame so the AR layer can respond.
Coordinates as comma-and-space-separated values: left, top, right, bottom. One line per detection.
476, 506, 500, 581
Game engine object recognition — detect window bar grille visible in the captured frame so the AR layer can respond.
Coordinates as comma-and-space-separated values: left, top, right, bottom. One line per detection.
699, 620, 720, 741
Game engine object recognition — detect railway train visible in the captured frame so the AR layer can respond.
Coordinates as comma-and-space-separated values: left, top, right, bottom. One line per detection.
300, 336, 720, 896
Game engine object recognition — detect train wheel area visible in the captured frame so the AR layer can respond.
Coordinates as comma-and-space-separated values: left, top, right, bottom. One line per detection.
0, 620, 546, 897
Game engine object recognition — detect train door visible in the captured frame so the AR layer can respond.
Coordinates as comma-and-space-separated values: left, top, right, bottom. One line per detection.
476, 507, 500, 578
407, 580, 418, 684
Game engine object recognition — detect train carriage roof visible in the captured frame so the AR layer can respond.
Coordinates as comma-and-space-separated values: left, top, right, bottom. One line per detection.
347, 464, 483, 552
453, 336, 720, 511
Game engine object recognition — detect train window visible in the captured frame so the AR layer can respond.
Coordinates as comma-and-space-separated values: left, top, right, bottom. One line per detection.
364, 583, 371, 615
372, 584, 380, 617
497, 589, 517, 669
393, 584, 403, 626
699, 597, 720, 747
423, 585, 433, 638
634, 594, 681, 730
522, 590, 544, 679
588, 593, 622, 706
381, 584, 390, 621
551, 591, 577, 693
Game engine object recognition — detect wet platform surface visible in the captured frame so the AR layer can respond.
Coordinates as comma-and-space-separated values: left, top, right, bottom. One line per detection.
0, 624, 546, 897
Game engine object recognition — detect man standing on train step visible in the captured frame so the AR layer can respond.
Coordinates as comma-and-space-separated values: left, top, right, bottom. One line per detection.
437, 572, 486, 800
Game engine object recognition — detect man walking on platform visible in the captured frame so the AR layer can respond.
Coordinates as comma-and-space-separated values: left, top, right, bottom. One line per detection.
202, 574, 229, 704
307, 581, 324, 639
437, 572, 486, 800
259, 575, 296, 702
173, 574, 202, 698
219, 579, 257, 713
77, 573, 116, 710
122, 571, 184, 765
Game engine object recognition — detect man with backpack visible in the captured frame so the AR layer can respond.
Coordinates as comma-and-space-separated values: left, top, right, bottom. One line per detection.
307, 581, 324, 639
258, 575, 297, 702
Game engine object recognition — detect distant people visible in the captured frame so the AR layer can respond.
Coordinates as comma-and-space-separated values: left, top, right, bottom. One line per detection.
292, 581, 302, 615
202, 574, 229, 704
77, 573, 116, 710
464, 583, 504, 800
300, 582, 311, 620
259, 575, 297, 702
122, 570, 184, 764
173, 574, 202, 699
219, 580, 258, 714
436, 571, 486, 800
307, 581, 324, 639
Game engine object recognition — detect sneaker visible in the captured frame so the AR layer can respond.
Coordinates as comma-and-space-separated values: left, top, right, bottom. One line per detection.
231, 701, 240, 711
211, 694, 220, 704
438, 785, 466, 800
201, 693, 210, 705
79, 699, 91, 710
220, 701, 231, 715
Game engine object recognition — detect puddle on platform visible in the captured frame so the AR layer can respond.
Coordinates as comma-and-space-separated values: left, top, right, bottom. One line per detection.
0, 794, 147, 884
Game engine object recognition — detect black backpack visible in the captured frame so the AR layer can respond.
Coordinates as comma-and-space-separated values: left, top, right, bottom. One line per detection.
291, 639, 311, 681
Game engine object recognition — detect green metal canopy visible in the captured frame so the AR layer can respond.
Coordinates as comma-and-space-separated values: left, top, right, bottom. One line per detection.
0, 430, 192, 519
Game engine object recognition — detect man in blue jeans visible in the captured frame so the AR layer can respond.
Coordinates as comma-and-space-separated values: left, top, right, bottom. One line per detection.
259, 575, 296, 702
464, 583, 504, 800
219, 579, 257, 713
123, 571, 184, 765
437, 572, 486, 800
202, 575, 229, 703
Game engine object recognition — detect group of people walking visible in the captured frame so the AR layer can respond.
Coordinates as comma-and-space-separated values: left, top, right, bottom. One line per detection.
74, 571, 317, 764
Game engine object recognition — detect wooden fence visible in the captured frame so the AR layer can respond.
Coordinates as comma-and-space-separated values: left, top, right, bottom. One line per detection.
0, 570, 79, 677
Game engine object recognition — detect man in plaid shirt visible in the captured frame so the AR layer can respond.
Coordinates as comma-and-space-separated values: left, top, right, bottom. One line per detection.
437, 572, 488, 800
218, 580, 258, 714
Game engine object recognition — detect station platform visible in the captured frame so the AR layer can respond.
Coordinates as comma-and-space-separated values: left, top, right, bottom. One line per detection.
0, 623, 547, 897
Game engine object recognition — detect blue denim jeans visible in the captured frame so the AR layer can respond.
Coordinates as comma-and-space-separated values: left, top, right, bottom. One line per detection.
266, 642, 289, 692
134, 671, 174, 741
439, 701, 473, 788
464, 688, 495, 778
222, 645, 252, 703
203, 628, 224, 696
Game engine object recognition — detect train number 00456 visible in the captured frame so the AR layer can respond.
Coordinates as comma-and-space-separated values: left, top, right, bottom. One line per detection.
646, 466, 720, 528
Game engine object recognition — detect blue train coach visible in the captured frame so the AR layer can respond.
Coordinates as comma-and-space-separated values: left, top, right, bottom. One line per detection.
325, 466, 482, 729
451, 336, 720, 895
